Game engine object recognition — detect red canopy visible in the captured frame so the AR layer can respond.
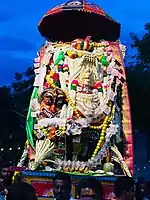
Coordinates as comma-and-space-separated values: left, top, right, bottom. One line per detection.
38, 0, 120, 42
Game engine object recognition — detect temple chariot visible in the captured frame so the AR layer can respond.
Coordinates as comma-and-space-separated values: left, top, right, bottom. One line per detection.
16, 0, 134, 199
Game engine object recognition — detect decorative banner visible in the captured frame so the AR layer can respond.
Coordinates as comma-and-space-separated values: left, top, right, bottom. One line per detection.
31, 180, 54, 198
103, 183, 115, 200
109, 41, 134, 175
26, 87, 38, 147
31, 179, 115, 200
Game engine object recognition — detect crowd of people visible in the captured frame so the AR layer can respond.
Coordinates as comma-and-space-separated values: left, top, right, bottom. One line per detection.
52, 174, 150, 200
52, 174, 135, 200
0, 166, 149, 200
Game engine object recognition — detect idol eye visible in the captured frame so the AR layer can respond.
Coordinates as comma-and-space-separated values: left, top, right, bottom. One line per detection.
56, 99, 64, 106
46, 99, 52, 105
45, 93, 52, 98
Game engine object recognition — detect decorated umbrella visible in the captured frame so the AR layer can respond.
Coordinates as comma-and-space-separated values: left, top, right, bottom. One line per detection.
38, 0, 121, 42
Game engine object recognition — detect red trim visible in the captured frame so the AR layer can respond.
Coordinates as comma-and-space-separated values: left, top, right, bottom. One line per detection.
84, 5, 106, 16
38, 7, 62, 26
46, 7, 62, 15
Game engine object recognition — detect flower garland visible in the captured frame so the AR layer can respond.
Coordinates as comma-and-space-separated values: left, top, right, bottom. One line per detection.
64, 90, 81, 118
91, 105, 115, 158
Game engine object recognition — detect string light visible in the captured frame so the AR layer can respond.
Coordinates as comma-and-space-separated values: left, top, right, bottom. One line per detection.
0, 147, 22, 151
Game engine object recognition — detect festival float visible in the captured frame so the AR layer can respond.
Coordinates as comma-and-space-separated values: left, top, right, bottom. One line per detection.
15, 0, 134, 199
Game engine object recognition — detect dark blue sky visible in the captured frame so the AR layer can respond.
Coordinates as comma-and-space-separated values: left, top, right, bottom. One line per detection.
0, 0, 150, 85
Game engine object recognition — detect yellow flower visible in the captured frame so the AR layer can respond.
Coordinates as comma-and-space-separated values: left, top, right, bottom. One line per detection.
98, 55, 103, 61
67, 50, 73, 57
78, 51, 83, 57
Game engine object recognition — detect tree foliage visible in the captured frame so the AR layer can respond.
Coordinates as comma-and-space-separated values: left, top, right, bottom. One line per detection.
0, 86, 24, 167
0, 66, 34, 167
12, 67, 34, 115
126, 23, 150, 132
130, 22, 150, 67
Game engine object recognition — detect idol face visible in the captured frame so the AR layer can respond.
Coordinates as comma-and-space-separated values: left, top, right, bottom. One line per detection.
39, 88, 67, 118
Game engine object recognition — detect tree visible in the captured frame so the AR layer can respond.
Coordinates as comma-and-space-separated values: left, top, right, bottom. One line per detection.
126, 23, 150, 132
130, 23, 150, 67
0, 66, 34, 168
12, 67, 34, 117
0, 86, 25, 167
